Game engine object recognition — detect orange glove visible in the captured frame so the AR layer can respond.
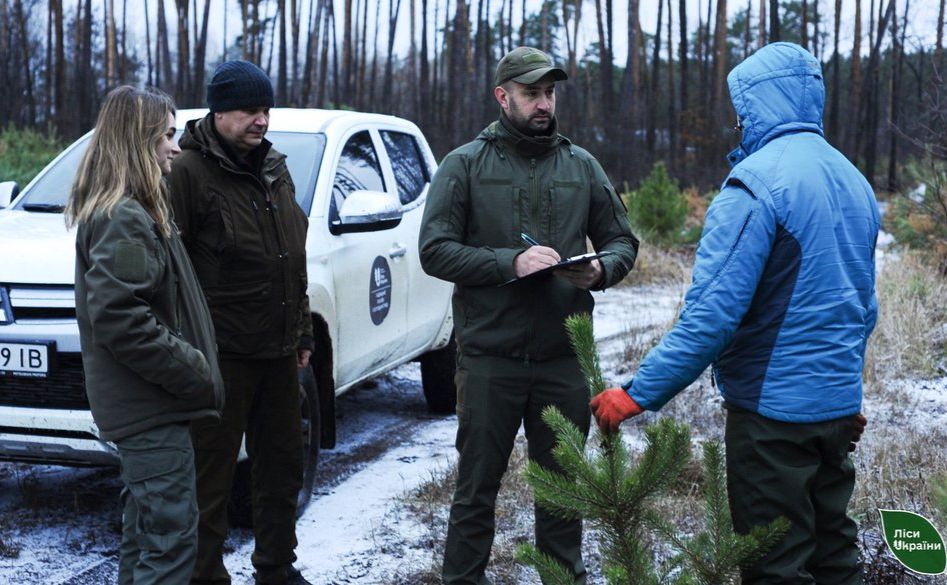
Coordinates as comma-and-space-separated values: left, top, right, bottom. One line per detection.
590, 388, 644, 433
848, 413, 867, 452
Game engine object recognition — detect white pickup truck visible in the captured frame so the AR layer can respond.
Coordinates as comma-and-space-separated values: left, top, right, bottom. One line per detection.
0, 108, 456, 519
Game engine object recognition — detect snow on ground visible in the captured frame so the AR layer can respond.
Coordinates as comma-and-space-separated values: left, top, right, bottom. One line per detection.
224, 418, 460, 584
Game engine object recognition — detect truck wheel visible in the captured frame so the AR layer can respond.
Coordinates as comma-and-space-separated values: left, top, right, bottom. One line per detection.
420, 336, 457, 414
227, 366, 321, 528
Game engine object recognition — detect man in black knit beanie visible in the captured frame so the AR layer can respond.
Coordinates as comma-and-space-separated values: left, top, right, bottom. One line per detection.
169, 60, 314, 585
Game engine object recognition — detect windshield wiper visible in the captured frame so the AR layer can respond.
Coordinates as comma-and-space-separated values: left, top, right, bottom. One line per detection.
22, 203, 65, 213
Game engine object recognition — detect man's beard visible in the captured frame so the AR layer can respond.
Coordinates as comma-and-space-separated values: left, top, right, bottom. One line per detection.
507, 101, 554, 136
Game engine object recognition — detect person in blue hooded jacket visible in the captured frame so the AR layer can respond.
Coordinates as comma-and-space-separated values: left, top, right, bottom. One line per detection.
591, 43, 878, 583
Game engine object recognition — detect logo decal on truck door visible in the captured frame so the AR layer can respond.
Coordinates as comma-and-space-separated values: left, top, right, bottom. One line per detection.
369, 256, 392, 325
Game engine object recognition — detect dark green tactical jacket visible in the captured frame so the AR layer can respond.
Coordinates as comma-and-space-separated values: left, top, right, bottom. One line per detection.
75, 198, 225, 441
419, 115, 639, 361
168, 115, 313, 359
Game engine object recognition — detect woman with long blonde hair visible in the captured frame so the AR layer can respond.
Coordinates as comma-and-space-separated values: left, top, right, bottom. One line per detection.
67, 85, 224, 585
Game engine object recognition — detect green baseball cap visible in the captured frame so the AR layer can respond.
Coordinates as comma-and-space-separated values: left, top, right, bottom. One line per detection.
494, 46, 568, 87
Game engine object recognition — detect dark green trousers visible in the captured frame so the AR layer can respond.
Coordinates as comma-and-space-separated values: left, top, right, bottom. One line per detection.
117, 422, 198, 585
190, 356, 303, 585
725, 408, 862, 585
443, 354, 590, 585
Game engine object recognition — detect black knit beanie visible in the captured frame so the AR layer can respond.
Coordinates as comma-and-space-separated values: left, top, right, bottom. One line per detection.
206, 60, 274, 113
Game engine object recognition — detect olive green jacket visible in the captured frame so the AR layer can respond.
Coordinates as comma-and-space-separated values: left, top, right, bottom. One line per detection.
75, 198, 225, 441
168, 114, 313, 359
419, 116, 639, 361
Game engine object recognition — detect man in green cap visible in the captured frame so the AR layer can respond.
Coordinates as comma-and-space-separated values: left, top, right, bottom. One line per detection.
419, 46, 639, 584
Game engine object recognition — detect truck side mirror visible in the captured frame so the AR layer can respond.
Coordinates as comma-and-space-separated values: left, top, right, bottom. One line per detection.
332, 190, 404, 234
0, 181, 20, 209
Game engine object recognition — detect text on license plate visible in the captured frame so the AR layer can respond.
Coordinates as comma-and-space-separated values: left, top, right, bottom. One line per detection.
0, 342, 50, 376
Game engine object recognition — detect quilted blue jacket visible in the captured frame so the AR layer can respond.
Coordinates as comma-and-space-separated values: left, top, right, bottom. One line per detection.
625, 43, 880, 423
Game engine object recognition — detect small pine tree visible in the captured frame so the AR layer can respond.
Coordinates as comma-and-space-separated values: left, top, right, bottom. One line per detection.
624, 162, 689, 246
517, 314, 690, 584
518, 314, 789, 584
647, 442, 790, 585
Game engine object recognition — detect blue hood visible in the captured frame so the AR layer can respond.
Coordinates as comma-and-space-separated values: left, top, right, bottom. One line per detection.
727, 42, 825, 164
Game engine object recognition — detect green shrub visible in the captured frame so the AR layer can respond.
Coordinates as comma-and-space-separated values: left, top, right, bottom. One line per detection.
0, 126, 66, 188
624, 162, 689, 245
887, 158, 947, 270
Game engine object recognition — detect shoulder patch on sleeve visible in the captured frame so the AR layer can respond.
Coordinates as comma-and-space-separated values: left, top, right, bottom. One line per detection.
114, 240, 149, 282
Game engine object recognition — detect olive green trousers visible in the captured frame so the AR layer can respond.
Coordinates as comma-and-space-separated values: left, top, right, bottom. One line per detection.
117, 422, 198, 585
190, 356, 303, 585
443, 354, 590, 585
725, 407, 862, 585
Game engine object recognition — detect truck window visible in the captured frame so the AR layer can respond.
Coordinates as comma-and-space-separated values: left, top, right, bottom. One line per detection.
329, 131, 386, 226
380, 131, 430, 205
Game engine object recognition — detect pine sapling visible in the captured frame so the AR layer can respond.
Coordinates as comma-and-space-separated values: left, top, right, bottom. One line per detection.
517, 313, 691, 584
647, 442, 790, 584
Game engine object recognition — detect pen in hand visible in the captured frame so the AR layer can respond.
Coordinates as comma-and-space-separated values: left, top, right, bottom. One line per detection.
521, 232, 541, 247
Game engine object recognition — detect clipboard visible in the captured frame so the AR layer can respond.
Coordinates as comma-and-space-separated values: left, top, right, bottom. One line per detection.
500, 250, 614, 286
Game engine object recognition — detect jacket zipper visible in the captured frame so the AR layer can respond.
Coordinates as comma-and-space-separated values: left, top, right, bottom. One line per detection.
524, 158, 539, 364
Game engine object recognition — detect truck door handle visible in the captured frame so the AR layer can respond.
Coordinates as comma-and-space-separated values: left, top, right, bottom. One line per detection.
389, 244, 407, 259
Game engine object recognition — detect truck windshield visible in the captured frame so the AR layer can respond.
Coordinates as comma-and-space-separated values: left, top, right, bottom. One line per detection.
14, 130, 327, 215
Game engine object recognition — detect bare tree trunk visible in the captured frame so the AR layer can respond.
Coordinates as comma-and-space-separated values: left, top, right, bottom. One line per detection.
812, 0, 820, 58
506, 0, 512, 51
679, 0, 689, 154
174, 0, 191, 102
384, 0, 403, 112
331, 0, 341, 107
595, 0, 614, 131
540, 1, 549, 52
278, 0, 288, 103
80, 0, 94, 131
848, 0, 862, 156
420, 0, 430, 125
647, 0, 663, 157
240, 0, 250, 59
712, 0, 728, 125
265, 1, 277, 74
301, 0, 321, 105
801, 0, 808, 49
53, 0, 65, 129
359, 0, 370, 110
860, 0, 895, 185
45, 2, 54, 122
317, 0, 332, 106
447, 0, 470, 145
743, 0, 751, 58
887, 0, 908, 190
193, 0, 211, 106
105, 0, 118, 88
769, 0, 779, 41
410, 0, 419, 118
829, 0, 841, 142
369, 2, 381, 107
13, 0, 35, 125
291, 0, 301, 103
120, 0, 127, 81
758, 0, 766, 46
144, 0, 154, 86
937, 0, 945, 70
667, 0, 677, 166
342, 0, 353, 104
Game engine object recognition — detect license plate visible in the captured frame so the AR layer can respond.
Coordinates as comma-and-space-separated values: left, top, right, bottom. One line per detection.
0, 341, 53, 377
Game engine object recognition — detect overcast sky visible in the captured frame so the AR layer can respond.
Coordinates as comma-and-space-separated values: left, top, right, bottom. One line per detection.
107, 0, 941, 71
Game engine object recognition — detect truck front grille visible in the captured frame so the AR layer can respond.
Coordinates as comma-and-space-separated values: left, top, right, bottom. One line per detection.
0, 354, 89, 409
